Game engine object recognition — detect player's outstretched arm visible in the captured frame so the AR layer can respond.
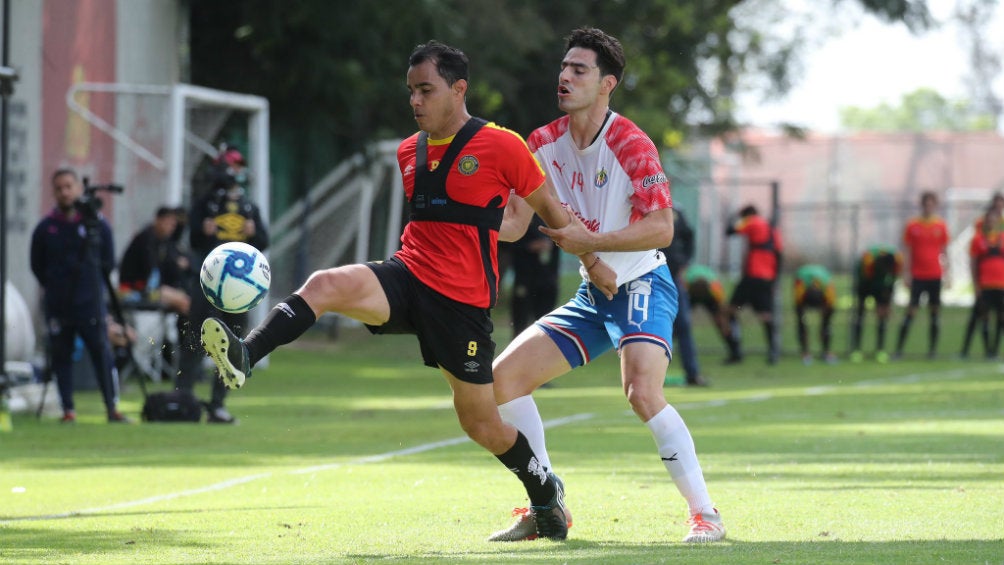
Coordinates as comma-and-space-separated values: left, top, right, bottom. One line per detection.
540, 207, 674, 254
523, 179, 617, 299
498, 193, 534, 243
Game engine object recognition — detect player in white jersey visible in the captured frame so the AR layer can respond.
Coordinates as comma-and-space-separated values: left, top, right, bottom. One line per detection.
488, 28, 726, 544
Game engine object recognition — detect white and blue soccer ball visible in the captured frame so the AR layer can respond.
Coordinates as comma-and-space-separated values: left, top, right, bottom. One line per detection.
200, 242, 271, 313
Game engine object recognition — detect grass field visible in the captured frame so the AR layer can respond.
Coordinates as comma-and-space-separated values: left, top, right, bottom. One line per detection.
2, 285, 1003, 564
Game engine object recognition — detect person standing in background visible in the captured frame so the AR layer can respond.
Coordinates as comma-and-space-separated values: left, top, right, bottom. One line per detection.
966, 208, 1004, 357
30, 168, 130, 423
960, 193, 1004, 358
724, 204, 783, 365
180, 146, 269, 424
894, 191, 949, 359
660, 208, 708, 386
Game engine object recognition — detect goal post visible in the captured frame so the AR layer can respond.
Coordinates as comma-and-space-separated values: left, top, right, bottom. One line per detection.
65, 82, 271, 368
66, 82, 270, 247
166, 84, 269, 222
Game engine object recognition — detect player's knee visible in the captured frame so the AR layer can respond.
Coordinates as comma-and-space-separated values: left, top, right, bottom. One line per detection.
302, 266, 361, 306
458, 416, 502, 450
622, 381, 662, 414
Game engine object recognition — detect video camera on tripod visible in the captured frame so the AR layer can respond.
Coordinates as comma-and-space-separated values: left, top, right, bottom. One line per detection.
74, 177, 124, 221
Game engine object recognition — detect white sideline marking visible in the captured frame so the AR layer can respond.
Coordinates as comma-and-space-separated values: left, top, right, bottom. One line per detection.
1, 414, 595, 523
4, 365, 992, 523
3, 474, 271, 523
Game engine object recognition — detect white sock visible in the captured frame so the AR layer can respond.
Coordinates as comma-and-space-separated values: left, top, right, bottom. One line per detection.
499, 395, 552, 472
645, 404, 715, 516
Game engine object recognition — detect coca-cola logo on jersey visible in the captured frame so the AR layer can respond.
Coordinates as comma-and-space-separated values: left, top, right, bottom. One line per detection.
642, 172, 668, 188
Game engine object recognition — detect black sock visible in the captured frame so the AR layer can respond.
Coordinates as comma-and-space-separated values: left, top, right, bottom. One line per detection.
762, 320, 777, 353
962, 308, 977, 355
244, 294, 317, 365
928, 312, 939, 354
896, 314, 913, 353
877, 319, 887, 351
495, 431, 555, 507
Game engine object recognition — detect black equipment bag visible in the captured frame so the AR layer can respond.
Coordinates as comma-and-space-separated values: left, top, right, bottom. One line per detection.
141, 390, 204, 423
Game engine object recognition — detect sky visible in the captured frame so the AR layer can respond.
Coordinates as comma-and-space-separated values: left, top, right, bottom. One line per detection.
738, 0, 1004, 133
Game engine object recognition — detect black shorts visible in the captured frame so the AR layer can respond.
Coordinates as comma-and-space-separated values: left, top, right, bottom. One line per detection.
365, 257, 495, 384
908, 278, 942, 307
856, 281, 894, 306
729, 277, 775, 313
797, 288, 828, 310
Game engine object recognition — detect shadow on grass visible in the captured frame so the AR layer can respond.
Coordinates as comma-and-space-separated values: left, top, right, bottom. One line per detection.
345, 538, 1004, 565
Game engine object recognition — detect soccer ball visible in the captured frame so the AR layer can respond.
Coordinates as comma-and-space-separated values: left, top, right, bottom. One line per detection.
199, 242, 271, 313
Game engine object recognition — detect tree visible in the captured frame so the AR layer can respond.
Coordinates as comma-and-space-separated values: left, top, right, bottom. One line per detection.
839, 87, 997, 131
955, 0, 1002, 129
188, 0, 935, 210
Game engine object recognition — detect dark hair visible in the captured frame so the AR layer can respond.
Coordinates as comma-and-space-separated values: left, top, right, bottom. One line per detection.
409, 40, 469, 86
739, 204, 758, 217
565, 27, 626, 86
920, 191, 938, 205
51, 167, 78, 185
155, 206, 177, 218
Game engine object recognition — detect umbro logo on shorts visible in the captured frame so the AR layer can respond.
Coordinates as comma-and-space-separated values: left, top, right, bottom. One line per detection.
464, 360, 480, 372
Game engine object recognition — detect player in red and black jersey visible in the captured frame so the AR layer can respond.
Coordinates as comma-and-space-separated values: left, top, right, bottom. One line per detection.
965, 207, 1004, 357
724, 204, 783, 364
199, 40, 616, 540
894, 191, 949, 359
961, 193, 1004, 357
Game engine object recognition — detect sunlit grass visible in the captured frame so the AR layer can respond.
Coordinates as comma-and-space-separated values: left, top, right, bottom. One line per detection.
2, 303, 1002, 563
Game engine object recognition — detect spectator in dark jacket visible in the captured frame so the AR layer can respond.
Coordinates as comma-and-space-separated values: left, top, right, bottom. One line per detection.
660, 208, 708, 386
30, 167, 130, 423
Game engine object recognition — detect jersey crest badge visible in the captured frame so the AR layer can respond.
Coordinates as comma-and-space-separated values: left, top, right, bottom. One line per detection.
594, 168, 609, 188
457, 155, 479, 176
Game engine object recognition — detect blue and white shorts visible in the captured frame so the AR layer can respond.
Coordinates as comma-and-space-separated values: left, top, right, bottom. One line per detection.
537, 264, 678, 367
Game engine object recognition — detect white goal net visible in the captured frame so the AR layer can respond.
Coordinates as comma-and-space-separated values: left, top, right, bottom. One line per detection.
66, 83, 270, 375
66, 82, 269, 257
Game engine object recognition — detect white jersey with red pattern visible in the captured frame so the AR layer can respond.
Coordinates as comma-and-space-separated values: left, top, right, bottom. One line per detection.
528, 112, 672, 286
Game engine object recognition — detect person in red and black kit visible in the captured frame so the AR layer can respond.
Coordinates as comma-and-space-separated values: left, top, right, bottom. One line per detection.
894, 191, 949, 359
198, 40, 614, 540
966, 208, 1004, 357
962, 194, 1004, 357
179, 147, 269, 424
724, 204, 783, 364
30, 167, 130, 423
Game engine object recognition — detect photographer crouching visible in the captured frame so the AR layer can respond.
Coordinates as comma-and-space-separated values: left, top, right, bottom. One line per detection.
29, 167, 131, 423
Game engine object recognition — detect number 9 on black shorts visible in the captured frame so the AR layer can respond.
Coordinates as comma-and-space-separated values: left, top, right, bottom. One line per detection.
365, 257, 496, 384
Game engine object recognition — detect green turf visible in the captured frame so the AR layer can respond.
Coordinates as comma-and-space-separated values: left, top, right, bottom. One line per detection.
2, 294, 1002, 564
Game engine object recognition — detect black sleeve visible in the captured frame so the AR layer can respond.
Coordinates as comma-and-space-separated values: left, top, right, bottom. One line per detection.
30, 223, 46, 287
676, 212, 695, 262
188, 195, 213, 254
118, 230, 151, 287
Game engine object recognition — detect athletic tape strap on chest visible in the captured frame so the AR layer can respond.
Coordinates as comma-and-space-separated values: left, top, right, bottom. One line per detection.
410, 117, 504, 230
